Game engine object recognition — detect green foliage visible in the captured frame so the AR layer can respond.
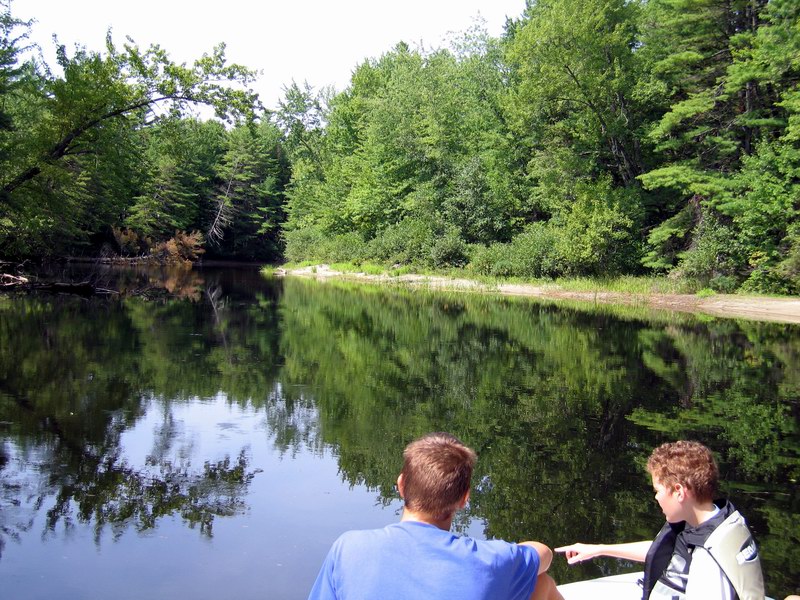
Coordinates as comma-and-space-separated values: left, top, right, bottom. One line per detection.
444, 153, 518, 245
554, 178, 641, 276
776, 226, 800, 293
0, 0, 30, 162
0, 3, 267, 260
209, 121, 289, 261
642, 203, 698, 271
469, 178, 641, 278
638, 0, 753, 169
469, 222, 560, 279
635, 0, 800, 293
674, 216, 747, 289
2, 0, 800, 292
127, 156, 199, 236
506, 0, 644, 189
282, 226, 366, 264
280, 33, 521, 264
125, 119, 225, 241
430, 227, 469, 268
365, 217, 435, 266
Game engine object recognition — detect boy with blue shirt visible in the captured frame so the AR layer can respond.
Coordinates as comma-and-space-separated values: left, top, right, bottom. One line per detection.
309, 432, 564, 600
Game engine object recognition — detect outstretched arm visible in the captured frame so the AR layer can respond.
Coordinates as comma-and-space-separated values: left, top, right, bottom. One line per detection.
555, 541, 652, 565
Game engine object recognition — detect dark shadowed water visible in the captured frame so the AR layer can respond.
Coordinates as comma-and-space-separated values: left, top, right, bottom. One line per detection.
0, 265, 797, 599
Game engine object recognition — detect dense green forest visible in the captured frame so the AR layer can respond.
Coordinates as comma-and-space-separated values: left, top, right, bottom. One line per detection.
1, 0, 799, 293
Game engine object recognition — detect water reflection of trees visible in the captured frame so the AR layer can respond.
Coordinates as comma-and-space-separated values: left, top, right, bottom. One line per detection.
274, 278, 799, 597
0, 283, 275, 556
1, 394, 257, 555
275, 281, 670, 569
0, 272, 797, 597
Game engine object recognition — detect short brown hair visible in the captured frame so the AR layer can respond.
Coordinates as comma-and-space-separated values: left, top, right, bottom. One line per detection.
647, 441, 719, 502
400, 432, 477, 519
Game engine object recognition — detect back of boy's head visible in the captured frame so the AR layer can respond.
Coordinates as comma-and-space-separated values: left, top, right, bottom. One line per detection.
647, 440, 719, 502
400, 432, 477, 519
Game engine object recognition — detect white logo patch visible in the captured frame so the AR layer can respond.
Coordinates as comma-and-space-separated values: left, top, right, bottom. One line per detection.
736, 538, 758, 564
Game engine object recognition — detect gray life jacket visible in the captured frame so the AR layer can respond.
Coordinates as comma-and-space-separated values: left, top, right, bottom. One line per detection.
688, 510, 765, 600
643, 508, 764, 600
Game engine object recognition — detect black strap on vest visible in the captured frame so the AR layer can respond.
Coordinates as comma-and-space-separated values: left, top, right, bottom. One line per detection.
642, 522, 684, 600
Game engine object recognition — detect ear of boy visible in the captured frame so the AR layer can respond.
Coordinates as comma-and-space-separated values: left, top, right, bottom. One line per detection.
673, 483, 687, 501
672, 482, 721, 527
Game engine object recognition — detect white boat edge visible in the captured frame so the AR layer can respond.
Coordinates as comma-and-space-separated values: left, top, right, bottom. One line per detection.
557, 571, 643, 600
556, 571, 779, 600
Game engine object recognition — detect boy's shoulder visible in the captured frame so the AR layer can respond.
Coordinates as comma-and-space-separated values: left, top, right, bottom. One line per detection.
699, 506, 765, 600
703, 508, 755, 556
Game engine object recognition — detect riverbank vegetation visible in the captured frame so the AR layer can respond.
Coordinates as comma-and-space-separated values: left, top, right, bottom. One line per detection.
2, 0, 799, 294
0, 0, 288, 263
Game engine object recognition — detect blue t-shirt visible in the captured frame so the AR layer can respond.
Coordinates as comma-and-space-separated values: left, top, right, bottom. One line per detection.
308, 521, 540, 600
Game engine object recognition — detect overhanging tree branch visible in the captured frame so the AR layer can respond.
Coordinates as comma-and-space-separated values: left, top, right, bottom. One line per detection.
2, 36, 261, 198
2, 94, 198, 195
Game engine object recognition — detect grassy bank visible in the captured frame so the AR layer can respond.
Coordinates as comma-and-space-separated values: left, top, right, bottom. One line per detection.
265, 262, 710, 297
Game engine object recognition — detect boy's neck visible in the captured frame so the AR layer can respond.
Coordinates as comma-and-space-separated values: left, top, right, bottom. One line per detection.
686, 499, 717, 527
401, 507, 454, 531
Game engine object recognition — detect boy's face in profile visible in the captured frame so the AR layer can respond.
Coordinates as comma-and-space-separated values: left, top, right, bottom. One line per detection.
652, 475, 686, 523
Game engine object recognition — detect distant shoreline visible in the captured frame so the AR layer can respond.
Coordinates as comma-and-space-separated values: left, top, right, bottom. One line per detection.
276, 264, 800, 325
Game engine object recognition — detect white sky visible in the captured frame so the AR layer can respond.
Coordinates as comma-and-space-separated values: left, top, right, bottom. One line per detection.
13, 0, 526, 110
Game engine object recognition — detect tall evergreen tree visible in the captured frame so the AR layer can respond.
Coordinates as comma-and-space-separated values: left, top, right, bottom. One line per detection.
637, 0, 768, 273
126, 119, 226, 239
210, 121, 288, 261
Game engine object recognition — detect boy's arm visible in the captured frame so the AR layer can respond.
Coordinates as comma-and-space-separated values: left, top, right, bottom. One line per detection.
520, 541, 553, 574
555, 541, 652, 564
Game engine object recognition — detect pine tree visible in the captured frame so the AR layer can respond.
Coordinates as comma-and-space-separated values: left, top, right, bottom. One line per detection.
211, 121, 288, 261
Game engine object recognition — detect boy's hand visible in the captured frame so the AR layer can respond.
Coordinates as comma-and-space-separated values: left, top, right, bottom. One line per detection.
555, 543, 602, 564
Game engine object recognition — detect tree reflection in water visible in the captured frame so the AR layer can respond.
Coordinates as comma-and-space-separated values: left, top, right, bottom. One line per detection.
0, 271, 268, 557
2, 392, 256, 554
0, 267, 797, 599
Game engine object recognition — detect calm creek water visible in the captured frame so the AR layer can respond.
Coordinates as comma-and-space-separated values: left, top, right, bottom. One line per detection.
0, 265, 798, 599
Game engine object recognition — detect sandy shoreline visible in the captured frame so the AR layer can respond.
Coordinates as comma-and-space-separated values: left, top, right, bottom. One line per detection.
276, 265, 800, 325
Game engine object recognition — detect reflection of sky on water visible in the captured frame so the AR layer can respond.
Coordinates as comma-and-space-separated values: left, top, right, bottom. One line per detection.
0, 394, 415, 600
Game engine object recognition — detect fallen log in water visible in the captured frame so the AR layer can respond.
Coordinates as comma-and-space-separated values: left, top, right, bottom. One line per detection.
1, 273, 29, 287
64, 255, 158, 265
1, 273, 117, 296
30, 281, 118, 296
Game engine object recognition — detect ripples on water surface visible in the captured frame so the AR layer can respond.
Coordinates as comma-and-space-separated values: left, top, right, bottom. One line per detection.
0, 265, 797, 599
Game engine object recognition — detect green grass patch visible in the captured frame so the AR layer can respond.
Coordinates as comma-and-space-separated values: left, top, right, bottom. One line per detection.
551, 276, 698, 295
327, 262, 387, 275
361, 264, 386, 275
328, 262, 357, 272
389, 265, 415, 276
